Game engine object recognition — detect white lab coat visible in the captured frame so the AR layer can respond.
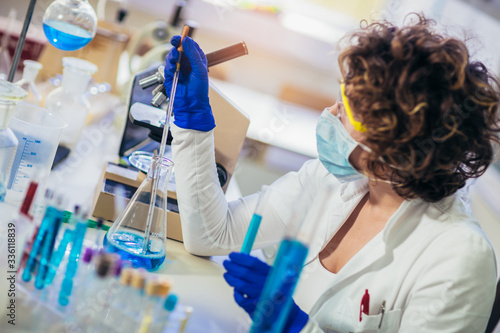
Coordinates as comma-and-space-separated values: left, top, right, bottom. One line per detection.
171, 125, 497, 333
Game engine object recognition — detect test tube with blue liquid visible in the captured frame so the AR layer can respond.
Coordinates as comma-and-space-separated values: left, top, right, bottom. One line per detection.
58, 212, 88, 306
21, 193, 61, 283
44, 205, 80, 285
249, 186, 332, 333
241, 186, 269, 254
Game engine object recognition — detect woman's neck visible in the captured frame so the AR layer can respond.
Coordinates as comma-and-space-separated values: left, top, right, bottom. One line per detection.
365, 179, 405, 219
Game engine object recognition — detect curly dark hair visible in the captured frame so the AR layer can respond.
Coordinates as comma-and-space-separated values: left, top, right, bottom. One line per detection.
338, 13, 500, 202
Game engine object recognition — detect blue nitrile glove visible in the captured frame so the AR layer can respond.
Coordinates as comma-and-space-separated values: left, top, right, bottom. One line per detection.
223, 252, 309, 333
164, 36, 215, 132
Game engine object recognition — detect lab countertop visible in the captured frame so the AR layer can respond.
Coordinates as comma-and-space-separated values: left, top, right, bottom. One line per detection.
152, 239, 252, 332
5, 99, 252, 332
7, 77, 320, 332
9, 228, 252, 333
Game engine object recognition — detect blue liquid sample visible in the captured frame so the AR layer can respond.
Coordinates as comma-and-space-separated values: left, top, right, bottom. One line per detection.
241, 214, 262, 254
250, 238, 309, 333
45, 229, 74, 285
59, 221, 88, 306
43, 20, 93, 51
103, 231, 166, 271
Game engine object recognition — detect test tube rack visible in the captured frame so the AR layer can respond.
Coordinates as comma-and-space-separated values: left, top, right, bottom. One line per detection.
15, 230, 191, 333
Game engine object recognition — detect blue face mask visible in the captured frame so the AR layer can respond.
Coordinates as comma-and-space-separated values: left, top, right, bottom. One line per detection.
316, 108, 368, 183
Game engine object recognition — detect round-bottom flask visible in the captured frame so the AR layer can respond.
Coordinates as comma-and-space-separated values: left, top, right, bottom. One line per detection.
42, 0, 97, 51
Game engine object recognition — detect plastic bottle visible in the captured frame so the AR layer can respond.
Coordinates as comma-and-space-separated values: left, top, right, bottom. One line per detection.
14, 60, 43, 106
44, 57, 97, 149
0, 80, 27, 201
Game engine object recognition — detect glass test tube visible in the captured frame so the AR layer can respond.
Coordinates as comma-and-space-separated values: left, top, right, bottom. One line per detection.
137, 277, 172, 333
250, 185, 333, 333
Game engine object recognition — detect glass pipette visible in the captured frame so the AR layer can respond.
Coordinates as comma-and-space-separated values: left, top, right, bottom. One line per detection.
143, 25, 190, 254
241, 186, 269, 254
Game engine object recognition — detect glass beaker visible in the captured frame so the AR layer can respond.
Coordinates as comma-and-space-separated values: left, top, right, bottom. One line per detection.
104, 157, 174, 271
0, 80, 27, 201
6, 102, 67, 205
42, 0, 98, 51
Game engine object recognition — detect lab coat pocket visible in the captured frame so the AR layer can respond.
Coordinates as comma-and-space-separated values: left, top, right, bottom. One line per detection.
354, 308, 401, 333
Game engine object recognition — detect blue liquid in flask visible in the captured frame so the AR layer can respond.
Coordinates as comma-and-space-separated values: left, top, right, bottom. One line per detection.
103, 230, 166, 271
43, 20, 93, 51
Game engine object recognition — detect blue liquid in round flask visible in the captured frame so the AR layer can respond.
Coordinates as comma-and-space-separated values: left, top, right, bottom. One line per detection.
42, 0, 97, 51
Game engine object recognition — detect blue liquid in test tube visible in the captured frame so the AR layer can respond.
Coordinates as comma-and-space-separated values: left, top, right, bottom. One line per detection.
249, 185, 332, 333
34, 210, 63, 289
22, 206, 58, 283
59, 219, 88, 306
249, 238, 308, 333
241, 186, 268, 254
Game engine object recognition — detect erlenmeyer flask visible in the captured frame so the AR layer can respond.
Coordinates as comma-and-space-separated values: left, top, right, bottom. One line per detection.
42, 0, 98, 51
104, 157, 174, 270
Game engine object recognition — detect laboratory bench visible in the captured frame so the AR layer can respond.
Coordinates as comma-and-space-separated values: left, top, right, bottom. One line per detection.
8, 228, 253, 333
1, 95, 257, 332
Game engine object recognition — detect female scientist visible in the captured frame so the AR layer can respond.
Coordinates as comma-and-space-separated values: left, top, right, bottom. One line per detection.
164, 14, 500, 332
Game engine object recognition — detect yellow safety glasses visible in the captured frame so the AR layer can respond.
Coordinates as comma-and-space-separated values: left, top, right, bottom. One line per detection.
340, 83, 367, 132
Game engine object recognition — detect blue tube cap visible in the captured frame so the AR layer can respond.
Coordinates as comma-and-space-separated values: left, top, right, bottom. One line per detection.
164, 293, 178, 311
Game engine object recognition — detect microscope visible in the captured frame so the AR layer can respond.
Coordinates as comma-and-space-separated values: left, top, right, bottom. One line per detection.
92, 42, 250, 242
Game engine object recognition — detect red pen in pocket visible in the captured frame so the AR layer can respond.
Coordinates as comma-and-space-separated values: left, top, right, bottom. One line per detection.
360, 289, 370, 322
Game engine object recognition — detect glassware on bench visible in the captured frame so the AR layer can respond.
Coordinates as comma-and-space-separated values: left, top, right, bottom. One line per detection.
104, 156, 174, 271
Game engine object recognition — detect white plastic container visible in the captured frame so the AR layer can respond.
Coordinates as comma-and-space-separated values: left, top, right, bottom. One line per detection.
6, 102, 66, 204
44, 57, 97, 149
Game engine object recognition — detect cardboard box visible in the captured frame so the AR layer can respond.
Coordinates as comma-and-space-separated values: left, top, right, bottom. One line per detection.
92, 162, 183, 241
